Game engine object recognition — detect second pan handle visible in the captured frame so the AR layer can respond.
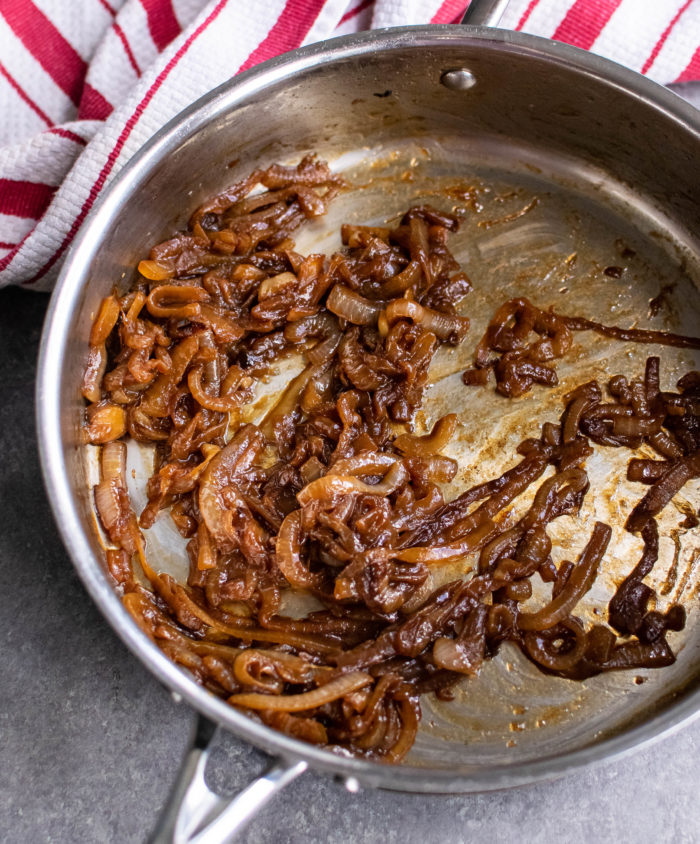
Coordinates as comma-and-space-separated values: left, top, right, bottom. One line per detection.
460, 0, 510, 27
148, 714, 307, 844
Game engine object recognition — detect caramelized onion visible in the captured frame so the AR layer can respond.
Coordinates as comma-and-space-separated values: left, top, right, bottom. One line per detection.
260, 711, 328, 744
138, 259, 173, 280
626, 451, 700, 532
276, 511, 324, 590
140, 333, 200, 417
394, 414, 458, 456
233, 649, 328, 691
523, 617, 587, 672
327, 284, 383, 325
228, 671, 372, 711
187, 365, 249, 413
82, 344, 108, 403
382, 692, 420, 762
83, 156, 694, 764
297, 461, 408, 504
260, 363, 326, 439
382, 299, 470, 343
258, 271, 297, 299
101, 440, 127, 483
90, 294, 120, 346
85, 402, 127, 444
395, 518, 497, 564
518, 522, 611, 630
198, 425, 265, 546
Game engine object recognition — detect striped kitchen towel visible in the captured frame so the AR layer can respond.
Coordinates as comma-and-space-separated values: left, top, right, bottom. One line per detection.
0, 0, 698, 290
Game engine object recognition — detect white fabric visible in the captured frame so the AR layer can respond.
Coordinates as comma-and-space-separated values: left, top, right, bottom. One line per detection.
0, 0, 697, 289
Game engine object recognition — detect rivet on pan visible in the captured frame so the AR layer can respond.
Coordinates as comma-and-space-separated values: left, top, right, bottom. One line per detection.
440, 68, 476, 91
171, 691, 183, 704
343, 776, 362, 793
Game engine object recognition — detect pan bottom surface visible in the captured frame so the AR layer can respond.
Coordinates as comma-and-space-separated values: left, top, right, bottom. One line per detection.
88, 134, 700, 771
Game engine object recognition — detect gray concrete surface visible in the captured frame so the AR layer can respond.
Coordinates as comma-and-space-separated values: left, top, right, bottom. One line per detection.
2, 272, 699, 842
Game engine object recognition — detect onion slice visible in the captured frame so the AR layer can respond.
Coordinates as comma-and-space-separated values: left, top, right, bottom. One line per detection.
381, 299, 470, 343
518, 522, 611, 631
276, 510, 325, 590
198, 425, 265, 546
297, 461, 408, 504
228, 671, 372, 711
395, 518, 497, 564
394, 414, 458, 456
326, 284, 383, 325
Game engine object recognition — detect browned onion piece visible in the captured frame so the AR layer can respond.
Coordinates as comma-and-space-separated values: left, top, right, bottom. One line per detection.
89, 294, 120, 346
297, 461, 408, 504
518, 522, 611, 630
260, 711, 328, 745
609, 518, 658, 636
382, 299, 470, 343
276, 510, 324, 590
153, 572, 339, 652
648, 429, 684, 460
198, 305, 246, 343
101, 440, 127, 483
438, 450, 549, 545
326, 284, 383, 325
403, 455, 458, 484
82, 344, 108, 403
329, 450, 399, 477
341, 223, 391, 246
601, 638, 675, 671
187, 365, 249, 413
198, 425, 265, 546
196, 522, 217, 571
561, 393, 595, 444
380, 261, 421, 297
627, 458, 669, 484
94, 479, 141, 557
626, 451, 700, 532
479, 527, 522, 574
521, 468, 589, 530
561, 313, 700, 350
233, 649, 323, 692
394, 518, 497, 564
612, 415, 662, 438
394, 414, 458, 456
473, 297, 700, 400
258, 271, 297, 299
523, 617, 587, 672
138, 259, 174, 281
146, 284, 208, 319
433, 605, 487, 675
285, 312, 341, 365
259, 363, 327, 439
85, 402, 127, 444
228, 671, 372, 711
140, 333, 200, 418
382, 692, 420, 762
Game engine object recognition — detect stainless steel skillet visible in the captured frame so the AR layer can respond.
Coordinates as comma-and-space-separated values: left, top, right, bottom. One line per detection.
37, 1, 700, 841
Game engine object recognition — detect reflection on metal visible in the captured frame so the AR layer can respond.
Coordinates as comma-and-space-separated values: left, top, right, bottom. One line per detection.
149, 715, 307, 844
440, 68, 477, 91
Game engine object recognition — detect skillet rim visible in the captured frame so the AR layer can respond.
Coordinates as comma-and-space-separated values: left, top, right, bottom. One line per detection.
37, 24, 700, 792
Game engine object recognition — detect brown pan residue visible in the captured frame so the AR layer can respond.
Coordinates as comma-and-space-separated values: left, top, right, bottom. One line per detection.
83, 157, 700, 762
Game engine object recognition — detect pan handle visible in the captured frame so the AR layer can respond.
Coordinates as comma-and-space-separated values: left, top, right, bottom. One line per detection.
148, 714, 308, 844
460, 0, 510, 27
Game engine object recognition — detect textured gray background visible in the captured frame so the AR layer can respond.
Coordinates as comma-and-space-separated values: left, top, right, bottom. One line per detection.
3, 277, 700, 844
3, 76, 700, 840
